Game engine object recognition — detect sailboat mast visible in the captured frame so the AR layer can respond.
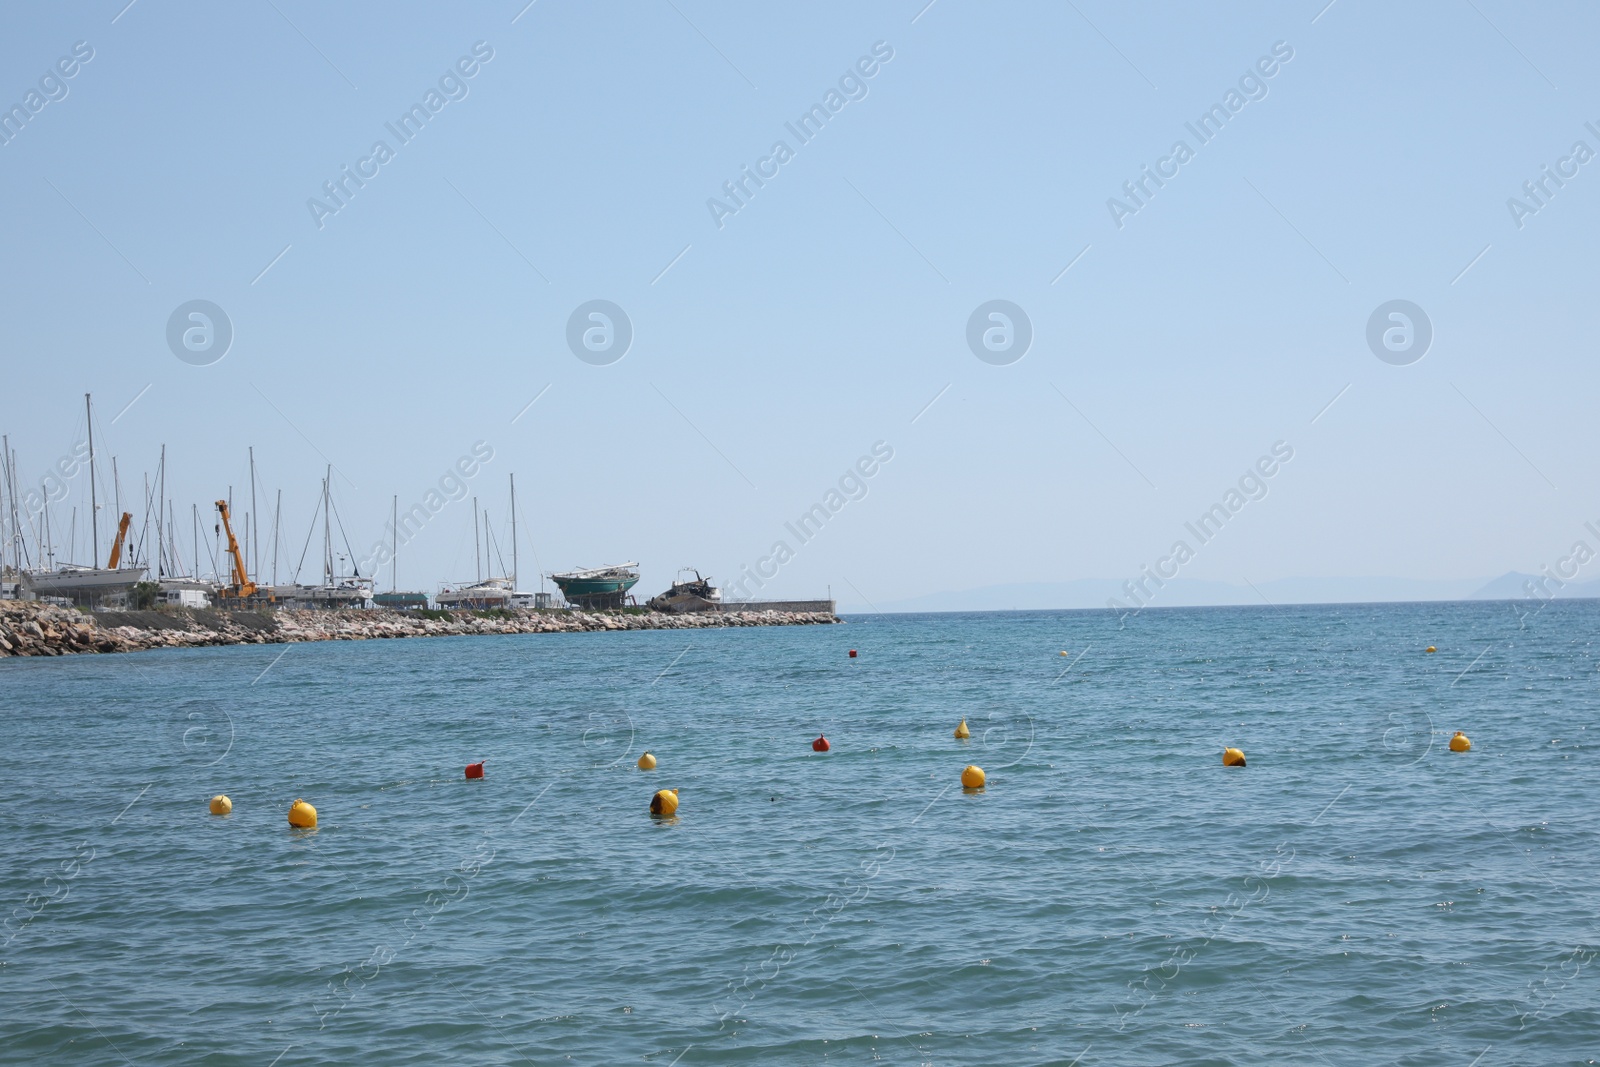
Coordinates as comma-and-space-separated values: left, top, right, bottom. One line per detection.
510, 473, 518, 591
5, 444, 14, 575
273, 489, 281, 586
0, 437, 7, 579
473, 497, 480, 583
248, 446, 258, 584
0, 438, 6, 585
7, 442, 17, 574
0, 438, 7, 576
323, 466, 332, 584
2, 435, 16, 575
13, 445, 25, 571
140, 473, 151, 571
85, 394, 98, 565
391, 494, 398, 593
157, 444, 166, 578
18, 447, 34, 572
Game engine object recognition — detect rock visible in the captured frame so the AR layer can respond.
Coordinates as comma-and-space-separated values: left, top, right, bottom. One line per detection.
0, 598, 838, 658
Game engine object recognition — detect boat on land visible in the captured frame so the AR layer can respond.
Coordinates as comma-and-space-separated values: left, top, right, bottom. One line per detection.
270, 466, 373, 609
551, 563, 639, 609
18, 395, 146, 606
435, 575, 508, 607
647, 569, 721, 613
271, 579, 372, 610
435, 580, 547, 611
21, 563, 146, 604
436, 476, 547, 611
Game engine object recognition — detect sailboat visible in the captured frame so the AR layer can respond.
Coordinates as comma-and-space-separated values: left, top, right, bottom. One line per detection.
20, 394, 147, 606
435, 475, 544, 610
272, 466, 372, 609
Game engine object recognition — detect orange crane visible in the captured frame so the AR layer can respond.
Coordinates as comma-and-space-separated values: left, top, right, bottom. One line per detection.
214, 500, 257, 599
106, 512, 133, 568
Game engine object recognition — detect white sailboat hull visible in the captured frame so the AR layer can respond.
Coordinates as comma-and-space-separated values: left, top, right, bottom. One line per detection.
22, 566, 147, 595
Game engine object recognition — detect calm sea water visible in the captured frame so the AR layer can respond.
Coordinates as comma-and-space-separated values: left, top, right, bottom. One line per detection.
2, 601, 1597, 1066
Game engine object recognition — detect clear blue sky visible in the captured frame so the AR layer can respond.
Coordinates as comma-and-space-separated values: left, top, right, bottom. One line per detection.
2, 0, 1595, 608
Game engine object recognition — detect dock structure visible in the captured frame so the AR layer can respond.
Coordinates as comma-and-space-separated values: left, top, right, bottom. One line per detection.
688, 598, 836, 615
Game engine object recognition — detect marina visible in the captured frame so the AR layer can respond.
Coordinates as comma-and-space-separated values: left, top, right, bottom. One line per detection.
1, 395, 833, 620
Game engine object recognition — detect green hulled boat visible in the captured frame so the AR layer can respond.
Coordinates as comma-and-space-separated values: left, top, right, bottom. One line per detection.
550, 562, 640, 609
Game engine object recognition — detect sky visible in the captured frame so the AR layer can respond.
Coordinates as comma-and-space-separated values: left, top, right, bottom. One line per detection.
1, 0, 1597, 611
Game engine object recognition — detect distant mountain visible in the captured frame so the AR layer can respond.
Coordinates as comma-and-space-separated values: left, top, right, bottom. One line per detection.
1253, 576, 1486, 604
859, 574, 1598, 614
1469, 571, 1600, 601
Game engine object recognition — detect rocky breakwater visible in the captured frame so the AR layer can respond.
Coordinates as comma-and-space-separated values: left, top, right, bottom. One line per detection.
0, 599, 839, 658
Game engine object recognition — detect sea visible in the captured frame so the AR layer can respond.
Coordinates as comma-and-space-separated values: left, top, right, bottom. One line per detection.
1, 600, 1596, 1066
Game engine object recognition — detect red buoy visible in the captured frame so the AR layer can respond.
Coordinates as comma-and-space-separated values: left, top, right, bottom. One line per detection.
812, 735, 830, 752
465, 761, 485, 779
848, 649, 857, 658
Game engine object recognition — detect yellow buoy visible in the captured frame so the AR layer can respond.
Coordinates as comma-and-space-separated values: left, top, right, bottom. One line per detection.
208, 794, 232, 816
1223, 747, 1247, 767
954, 719, 970, 739
1059, 650, 1069, 657
1425, 646, 1437, 653
637, 752, 657, 771
288, 798, 317, 828
650, 788, 679, 817
961, 764, 985, 789
1449, 731, 1472, 752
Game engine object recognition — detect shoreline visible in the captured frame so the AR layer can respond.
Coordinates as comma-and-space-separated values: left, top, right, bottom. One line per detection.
0, 600, 840, 658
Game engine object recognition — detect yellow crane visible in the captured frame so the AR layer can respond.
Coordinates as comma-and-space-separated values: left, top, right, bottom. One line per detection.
106, 512, 133, 568
214, 500, 257, 599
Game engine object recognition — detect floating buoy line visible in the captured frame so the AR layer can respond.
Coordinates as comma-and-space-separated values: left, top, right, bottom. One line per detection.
195, 654, 1476, 827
